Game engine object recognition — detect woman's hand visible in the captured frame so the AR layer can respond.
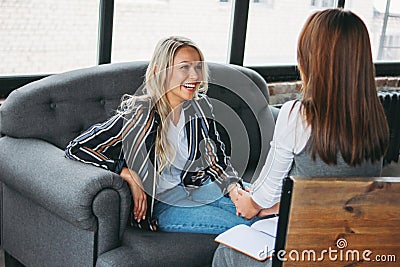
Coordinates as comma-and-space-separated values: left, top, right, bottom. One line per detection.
120, 167, 147, 222
257, 202, 280, 218
235, 187, 262, 220
228, 183, 240, 204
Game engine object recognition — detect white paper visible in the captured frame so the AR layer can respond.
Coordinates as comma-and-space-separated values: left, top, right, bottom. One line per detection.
215, 217, 278, 261
251, 216, 279, 237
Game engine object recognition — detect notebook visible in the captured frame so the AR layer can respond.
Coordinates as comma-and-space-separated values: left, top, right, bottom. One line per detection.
214, 216, 278, 261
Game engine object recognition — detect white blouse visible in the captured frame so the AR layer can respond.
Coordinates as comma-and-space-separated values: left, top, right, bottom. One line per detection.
157, 109, 189, 195
250, 100, 311, 208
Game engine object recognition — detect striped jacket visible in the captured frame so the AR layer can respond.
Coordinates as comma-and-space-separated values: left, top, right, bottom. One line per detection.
65, 95, 241, 204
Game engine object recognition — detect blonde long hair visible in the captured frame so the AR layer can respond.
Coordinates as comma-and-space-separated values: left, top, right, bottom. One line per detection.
120, 36, 209, 172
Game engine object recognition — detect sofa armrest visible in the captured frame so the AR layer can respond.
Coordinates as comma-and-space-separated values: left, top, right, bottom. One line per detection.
0, 136, 131, 236
269, 105, 280, 122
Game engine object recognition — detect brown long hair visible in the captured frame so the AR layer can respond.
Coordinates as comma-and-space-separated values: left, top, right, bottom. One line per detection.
297, 8, 389, 166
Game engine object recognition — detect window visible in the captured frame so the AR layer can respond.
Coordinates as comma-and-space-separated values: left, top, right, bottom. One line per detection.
311, 0, 336, 8
0, 0, 99, 75
220, 0, 270, 3
112, 0, 233, 63
322, 0, 334, 7
244, 0, 337, 65
346, 0, 400, 62
253, 0, 275, 8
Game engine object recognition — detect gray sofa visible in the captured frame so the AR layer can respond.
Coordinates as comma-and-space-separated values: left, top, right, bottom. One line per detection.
0, 61, 276, 266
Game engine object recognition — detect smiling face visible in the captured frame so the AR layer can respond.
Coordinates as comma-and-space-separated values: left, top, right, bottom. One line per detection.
165, 46, 203, 109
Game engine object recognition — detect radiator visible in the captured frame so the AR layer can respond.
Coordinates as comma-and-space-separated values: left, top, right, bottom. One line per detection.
379, 91, 400, 164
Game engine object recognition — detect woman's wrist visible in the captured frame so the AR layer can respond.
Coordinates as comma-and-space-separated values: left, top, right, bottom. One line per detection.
251, 197, 263, 212
120, 168, 142, 187
228, 182, 240, 201
227, 182, 239, 191
257, 202, 280, 217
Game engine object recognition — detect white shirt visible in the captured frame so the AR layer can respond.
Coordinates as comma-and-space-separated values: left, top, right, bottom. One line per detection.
157, 109, 189, 194
250, 100, 311, 208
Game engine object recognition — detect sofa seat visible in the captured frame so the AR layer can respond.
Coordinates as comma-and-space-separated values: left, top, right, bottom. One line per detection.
96, 227, 217, 267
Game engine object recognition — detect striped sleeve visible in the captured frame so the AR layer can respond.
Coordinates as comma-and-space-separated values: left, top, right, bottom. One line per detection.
65, 113, 127, 173
65, 105, 143, 174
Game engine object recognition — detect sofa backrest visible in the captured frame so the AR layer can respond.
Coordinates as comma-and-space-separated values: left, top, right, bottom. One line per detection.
0, 61, 148, 148
0, 62, 274, 180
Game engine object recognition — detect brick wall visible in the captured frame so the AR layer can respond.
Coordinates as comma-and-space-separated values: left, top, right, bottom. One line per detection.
1, 77, 399, 106
268, 77, 400, 105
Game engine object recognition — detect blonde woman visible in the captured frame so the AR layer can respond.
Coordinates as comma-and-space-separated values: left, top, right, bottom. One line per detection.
65, 36, 256, 234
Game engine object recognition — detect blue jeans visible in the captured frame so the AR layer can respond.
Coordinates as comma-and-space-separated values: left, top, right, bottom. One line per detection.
153, 182, 259, 234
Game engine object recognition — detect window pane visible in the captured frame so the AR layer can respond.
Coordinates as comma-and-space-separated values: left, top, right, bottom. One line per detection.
0, 0, 99, 75
346, 0, 400, 62
244, 0, 338, 66
112, 0, 232, 63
